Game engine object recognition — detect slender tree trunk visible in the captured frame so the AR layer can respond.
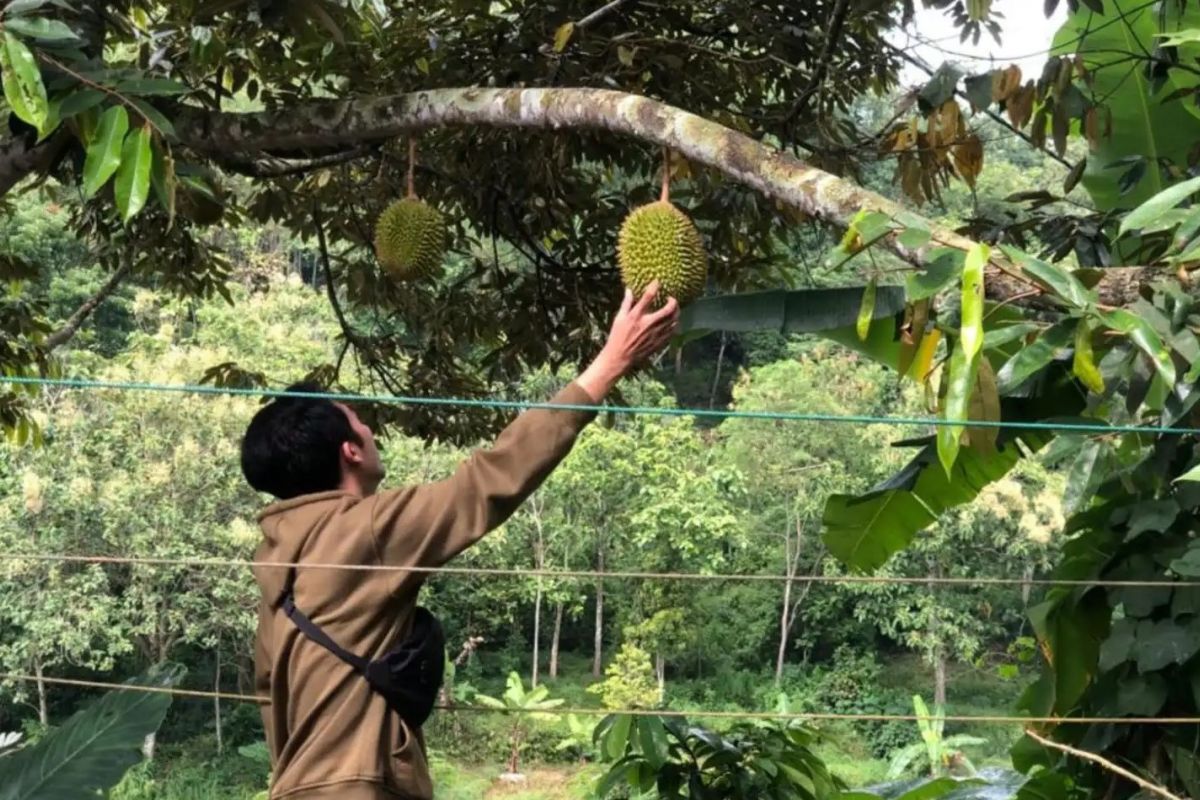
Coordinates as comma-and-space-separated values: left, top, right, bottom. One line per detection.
531, 513, 545, 688
655, 653, 666, 703
775, 575, 794, 686
593, 549, 605, 678
214, 646, 223, 755
550, 602, 564, 679
934, 651, 947, 708
1022, 563, 1034, 607
532, 583, 543, 688
709, 332, 728, 409
33, 658, 47, 727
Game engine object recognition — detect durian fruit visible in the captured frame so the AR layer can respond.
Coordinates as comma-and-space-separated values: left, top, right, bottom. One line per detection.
374, 197, 447, 282
616, 199, 708, 307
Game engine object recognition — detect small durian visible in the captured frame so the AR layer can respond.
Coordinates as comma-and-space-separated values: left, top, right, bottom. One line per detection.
616, 199, 707, 307
374, 196, 447, 282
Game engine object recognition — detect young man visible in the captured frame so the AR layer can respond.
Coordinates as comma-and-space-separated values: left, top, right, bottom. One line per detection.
240, 283, 679, 799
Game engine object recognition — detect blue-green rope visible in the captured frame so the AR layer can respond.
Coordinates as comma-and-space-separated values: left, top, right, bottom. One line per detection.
3, 374, 1200, 436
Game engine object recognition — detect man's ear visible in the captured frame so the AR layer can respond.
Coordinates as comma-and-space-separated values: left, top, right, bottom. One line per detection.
340, 439, 363, 465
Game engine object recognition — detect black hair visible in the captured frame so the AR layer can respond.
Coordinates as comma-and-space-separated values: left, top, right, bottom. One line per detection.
240, 382, 362, 500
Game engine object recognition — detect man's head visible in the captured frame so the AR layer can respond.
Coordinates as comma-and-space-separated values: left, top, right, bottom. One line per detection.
240, 382, 385, 500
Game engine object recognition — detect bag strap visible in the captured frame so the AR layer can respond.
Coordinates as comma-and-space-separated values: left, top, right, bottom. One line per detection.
282, 593, 370, 675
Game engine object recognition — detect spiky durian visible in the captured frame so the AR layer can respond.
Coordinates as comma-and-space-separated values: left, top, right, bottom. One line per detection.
616, 200, 707, 307
374, 197, 447, 281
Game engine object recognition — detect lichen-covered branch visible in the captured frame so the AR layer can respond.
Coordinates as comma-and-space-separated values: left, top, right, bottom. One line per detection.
175, 86, 1150, 307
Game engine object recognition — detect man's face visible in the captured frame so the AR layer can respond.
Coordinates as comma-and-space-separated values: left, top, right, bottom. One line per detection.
335, 402, 386, 493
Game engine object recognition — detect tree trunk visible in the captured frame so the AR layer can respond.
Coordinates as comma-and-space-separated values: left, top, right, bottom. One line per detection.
33, 658, 47, 727
593, 550, 605, 678
531, 583, 543, 688
934, 651, 948, 708
214, 647, 223, 755
550, 601, 564, 679
142, 732, 157, 761
655, 653, 666, 703
775, 574, 794, 686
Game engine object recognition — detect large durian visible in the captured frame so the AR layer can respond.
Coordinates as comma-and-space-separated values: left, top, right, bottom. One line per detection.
616, 199, 708, 307
374, 197, 447, 281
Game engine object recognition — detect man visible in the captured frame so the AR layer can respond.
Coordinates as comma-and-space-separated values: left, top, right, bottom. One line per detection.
240, 282, 679, 799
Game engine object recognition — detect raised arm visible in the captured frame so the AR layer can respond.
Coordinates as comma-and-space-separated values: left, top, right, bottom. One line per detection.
368, 282, 680, 574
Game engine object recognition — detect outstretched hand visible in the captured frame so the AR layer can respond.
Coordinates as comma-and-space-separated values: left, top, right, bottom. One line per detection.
576, 281, 680, 402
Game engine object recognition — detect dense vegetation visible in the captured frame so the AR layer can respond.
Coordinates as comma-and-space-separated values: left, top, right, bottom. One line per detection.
3, 1, 1200, 799
1, 104, 1064, 798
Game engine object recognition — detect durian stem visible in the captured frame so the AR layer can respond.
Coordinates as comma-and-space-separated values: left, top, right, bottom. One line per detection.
407, 138, 416, 199
660, 145, 670, 203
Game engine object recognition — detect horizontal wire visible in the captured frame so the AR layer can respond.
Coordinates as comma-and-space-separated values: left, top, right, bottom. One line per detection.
2, 674, 1197, 726
4, 375, 1200, 436
3, 553, 1196, 589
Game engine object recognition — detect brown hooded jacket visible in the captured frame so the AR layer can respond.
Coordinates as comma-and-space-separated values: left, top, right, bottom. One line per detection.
250, 382, 596, 798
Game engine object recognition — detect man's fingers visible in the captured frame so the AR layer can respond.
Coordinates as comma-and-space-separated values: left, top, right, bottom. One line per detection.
633, 281, 660, 315
645, 296, 679, 325
619, 288, 634, 316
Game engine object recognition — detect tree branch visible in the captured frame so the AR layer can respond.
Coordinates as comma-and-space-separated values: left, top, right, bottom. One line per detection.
1023, 730, 1186, 800
786, 0, 852, 125
49, 87, 1156, 306
218, 146, 377, 178
577, 0, 634, 29
43, 263, 131, 352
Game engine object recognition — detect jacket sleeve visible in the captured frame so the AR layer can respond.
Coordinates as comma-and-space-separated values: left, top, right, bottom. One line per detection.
367, 381, 597, 575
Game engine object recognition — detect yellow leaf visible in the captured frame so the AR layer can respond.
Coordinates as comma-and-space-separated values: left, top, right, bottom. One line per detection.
553, 21, 575, 53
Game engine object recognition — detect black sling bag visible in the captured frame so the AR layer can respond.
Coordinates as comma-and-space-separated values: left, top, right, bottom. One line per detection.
281, 587, 446, 728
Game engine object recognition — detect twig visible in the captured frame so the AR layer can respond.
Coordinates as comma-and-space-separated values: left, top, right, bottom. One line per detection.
660, 145, 670, 202
786, 0, 852, 125
577, 0, 634, 29
407, 138, 416, 199
1023, 729, 1186, 800
36, 53, 168, 140
312, 204, 363, 350
219, 147, 375, 178
44, 263, 131, 352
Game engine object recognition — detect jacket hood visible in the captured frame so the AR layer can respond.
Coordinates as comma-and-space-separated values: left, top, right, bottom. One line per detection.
253, 490, 360, 607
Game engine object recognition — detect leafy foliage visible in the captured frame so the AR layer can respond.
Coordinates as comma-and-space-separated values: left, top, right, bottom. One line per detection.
593, 712, 845, 800
0, 664, 181, 800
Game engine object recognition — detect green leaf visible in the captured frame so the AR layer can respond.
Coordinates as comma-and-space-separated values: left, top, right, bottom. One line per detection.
636, 716, 669, 771
996, 321, 1074, 394
1053, 2, 1200, 209
114, 125, 152, 222
604, 715, 633, 761
1099, 309, 1177, 388
1072, 319, 1105, 393
1119, 173, 1200, 236
905, 248, 963, 301
81, 104, 129, 197
1176, 464, 1200, 483
56, 88, 105, 118
150, 144, 176, 228
1063, 439, 1112, 515
0, 664, 181, 800
857, 277, 877, 341
1001, 245, 1095, 309
679, 286, 905, 336
1125, 499, 1180, 539
112, 78, 190, 96
961, 243, 987, 359
1171, 543, 1200, 576
1116, 674, 1167, 715
939, 344, 980, 475
0, 32, 49, 135
1136, 618, 1200, 672
128, 98, 176, 140
898, 226, 932, 249
2, 17, 79, 41
822, 490, 937, 571
1098, 618, 1135, 672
